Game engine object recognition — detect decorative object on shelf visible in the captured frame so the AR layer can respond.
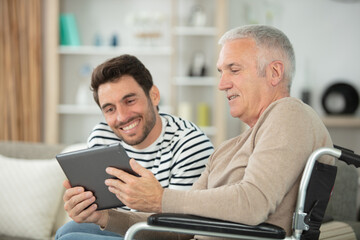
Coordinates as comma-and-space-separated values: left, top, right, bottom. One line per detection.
321, 82, 359, 115
189, 51, 207, 77
197, 103, 210, 127
301, 89, 311, 106
126, 11, 166, 46
59, 13, 80, 46
178, 102, 193, 122
188, 5, 207, 27
93, 32, 103, 46
75, 64, 93, 105
110, 33, 119, 47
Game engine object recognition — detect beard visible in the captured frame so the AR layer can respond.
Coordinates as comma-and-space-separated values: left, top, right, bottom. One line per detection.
115, 100, 157, 146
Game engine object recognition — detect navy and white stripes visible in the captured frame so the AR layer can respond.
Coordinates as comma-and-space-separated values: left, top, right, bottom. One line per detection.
87, 113, 214, 190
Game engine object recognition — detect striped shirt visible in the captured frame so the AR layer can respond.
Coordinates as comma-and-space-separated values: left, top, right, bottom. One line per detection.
87, 113, 214, 190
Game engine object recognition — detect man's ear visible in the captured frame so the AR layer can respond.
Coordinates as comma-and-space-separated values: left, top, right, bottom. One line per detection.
149, 85, 161, 106
268, 60, 284, 86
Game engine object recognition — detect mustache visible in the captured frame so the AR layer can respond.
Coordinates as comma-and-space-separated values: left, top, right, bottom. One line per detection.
114, 115, 140, 129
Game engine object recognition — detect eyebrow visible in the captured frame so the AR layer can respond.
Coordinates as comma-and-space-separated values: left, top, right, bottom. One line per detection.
100, 103, 112, 110
228, 63, 241, 68
100, 93, 137, 110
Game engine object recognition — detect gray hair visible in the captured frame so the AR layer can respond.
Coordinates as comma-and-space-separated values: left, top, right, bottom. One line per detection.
219, 25, 296, 92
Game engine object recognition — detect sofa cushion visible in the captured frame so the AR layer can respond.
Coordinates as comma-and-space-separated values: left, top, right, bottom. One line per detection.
325, 160, 358, 222
319, 221, 356, 240
0, 154, 66, 239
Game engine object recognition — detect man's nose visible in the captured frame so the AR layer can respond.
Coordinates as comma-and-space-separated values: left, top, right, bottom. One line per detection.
218, 73, 231, 91
116, 106, 129, 123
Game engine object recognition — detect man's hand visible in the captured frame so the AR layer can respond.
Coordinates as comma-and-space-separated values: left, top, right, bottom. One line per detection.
62, 180, 108, 227
105, 159, 164, 213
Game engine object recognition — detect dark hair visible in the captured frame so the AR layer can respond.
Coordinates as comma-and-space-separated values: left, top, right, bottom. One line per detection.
91, 54, 154, 106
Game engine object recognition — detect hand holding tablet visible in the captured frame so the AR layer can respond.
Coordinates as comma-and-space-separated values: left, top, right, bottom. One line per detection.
56, 143, 136, 210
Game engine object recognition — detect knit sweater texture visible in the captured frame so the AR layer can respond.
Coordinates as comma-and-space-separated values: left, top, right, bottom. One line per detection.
104, 97, 334, 240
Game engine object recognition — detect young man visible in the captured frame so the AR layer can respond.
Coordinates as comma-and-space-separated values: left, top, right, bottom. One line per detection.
59, 25, 334, 240
56, 54, 214, 239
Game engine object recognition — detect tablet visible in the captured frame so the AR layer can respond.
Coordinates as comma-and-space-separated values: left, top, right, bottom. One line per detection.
56, 143, 136, 210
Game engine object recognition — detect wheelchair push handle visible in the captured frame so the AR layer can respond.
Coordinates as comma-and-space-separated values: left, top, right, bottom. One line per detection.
334, 145, 360, 168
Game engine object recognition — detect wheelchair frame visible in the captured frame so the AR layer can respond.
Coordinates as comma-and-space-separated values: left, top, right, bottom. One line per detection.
124, 147, 360, 240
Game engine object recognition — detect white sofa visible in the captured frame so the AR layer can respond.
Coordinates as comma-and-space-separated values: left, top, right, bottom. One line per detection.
1, 141, 358, 240
0, 141, 86, 240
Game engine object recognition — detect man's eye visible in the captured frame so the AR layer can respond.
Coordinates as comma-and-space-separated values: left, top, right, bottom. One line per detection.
104, 107, 114, 113
126, 99, 136, 105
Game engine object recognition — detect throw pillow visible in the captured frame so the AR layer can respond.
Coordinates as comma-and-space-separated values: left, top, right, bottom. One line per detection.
0, 155, 66, 239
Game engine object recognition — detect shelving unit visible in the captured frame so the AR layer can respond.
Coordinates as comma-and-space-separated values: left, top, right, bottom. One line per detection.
58, 46, 172, 56
57, 105, 100, 115
44, 0, 174, 144
171, 0, 227, 146
174, 77, 216, 86
173, 26, 217, 36
43, 0, 227, 146
322, 116, 360, 128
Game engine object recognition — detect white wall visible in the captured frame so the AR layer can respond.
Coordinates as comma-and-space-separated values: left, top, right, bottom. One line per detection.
228, 0, 360, 116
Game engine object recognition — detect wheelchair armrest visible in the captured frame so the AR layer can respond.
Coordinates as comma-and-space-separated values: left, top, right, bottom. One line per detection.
148, 213, 286, 239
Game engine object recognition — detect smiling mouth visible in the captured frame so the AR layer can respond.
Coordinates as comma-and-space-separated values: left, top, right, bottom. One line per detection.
121, 120, 140, 131
227, 94, 239, 101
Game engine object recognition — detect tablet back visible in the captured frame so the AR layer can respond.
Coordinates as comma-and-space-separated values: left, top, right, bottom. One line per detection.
56, 143, 134, 210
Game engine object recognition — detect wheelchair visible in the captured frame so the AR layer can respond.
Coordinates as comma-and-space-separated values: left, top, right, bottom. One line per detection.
124, 146, 360, 240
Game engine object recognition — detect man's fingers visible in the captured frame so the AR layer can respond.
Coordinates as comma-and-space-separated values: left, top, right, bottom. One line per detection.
64, 190, 93, 211
63, 186, 85, 201
106, 167, 134, 184
63, 179, 72, 189
106, 158, 150, 184
71, 194, 96, 214
72, 203, 98, 223
105, 179, 125, 194
65, 192, 96, 215
129, 158, 150, 177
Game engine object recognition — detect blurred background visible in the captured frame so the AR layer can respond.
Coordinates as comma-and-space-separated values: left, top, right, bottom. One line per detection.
1, 0, 360, 223
1, 0, 359, 151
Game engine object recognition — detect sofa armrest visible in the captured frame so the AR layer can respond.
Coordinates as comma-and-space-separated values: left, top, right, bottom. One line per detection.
0, 141, 65, 159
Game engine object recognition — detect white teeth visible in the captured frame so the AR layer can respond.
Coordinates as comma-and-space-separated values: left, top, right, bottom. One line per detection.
229, 95, 237, 100
122, 121, 138, 131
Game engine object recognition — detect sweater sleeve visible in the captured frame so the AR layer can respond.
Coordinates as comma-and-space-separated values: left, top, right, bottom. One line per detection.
162, 100, 333, 226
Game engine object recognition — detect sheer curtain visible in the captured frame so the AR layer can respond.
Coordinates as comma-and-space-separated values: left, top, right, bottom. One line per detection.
0, 0, 42, 142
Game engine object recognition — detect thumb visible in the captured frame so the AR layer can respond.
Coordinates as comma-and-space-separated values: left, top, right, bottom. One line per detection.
129, 158, 149, 177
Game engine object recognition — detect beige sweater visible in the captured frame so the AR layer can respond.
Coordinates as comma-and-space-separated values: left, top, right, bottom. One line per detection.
104, 97, 334, 239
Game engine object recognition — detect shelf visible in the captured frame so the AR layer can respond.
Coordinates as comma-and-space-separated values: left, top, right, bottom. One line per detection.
59, 104, 173, 115
58, 45, 173, 56
58, 104, 100, 115
322, 116, 360, 128
173, 26, 217, 36
174, 77, 216, 86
